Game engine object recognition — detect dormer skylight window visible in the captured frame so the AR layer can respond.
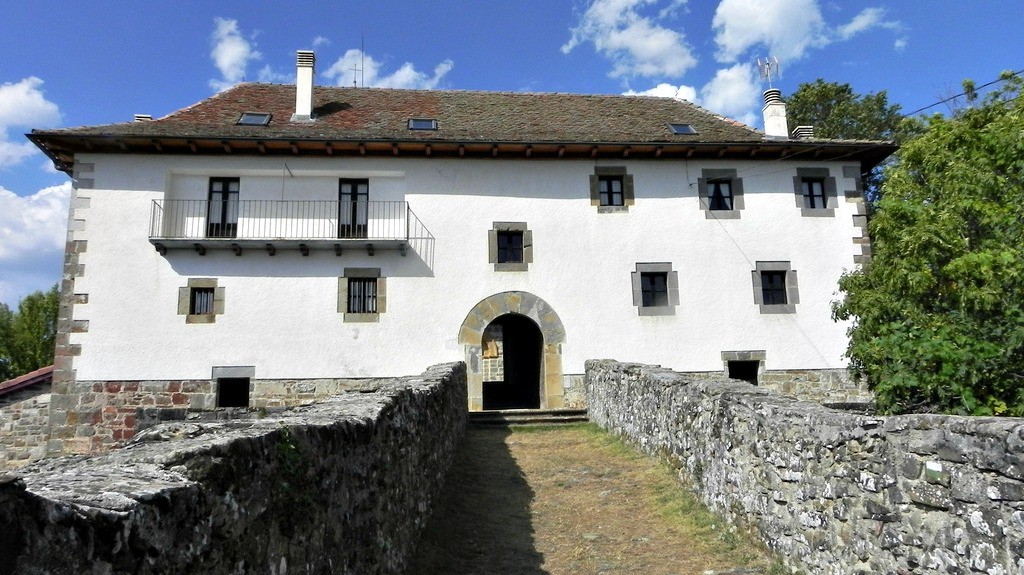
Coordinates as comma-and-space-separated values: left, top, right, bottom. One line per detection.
237, 112, 272, 126
668, 123, 697, 135
408, 118, 438, 130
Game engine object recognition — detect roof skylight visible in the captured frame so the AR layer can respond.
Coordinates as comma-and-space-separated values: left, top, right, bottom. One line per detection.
408, 118, 438, 130
668, 123, 697, 135
237, 112, 272, 126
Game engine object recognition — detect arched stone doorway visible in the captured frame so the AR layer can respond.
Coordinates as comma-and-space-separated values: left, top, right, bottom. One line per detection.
458, 292, 566, 411
481, 314, 542, 410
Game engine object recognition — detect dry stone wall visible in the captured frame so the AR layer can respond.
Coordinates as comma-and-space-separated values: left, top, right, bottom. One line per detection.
0, 386, 50, 471
586, 360, 1024, 575
0, 362, 466, 575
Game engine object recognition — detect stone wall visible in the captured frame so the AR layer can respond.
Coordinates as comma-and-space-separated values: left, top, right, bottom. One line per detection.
586, 360, 1024, 575
47, 376, 401, 455
0, 386, 50, 471
1, 362, 467, 575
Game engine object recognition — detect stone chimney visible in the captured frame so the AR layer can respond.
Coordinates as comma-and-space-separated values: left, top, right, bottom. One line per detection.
762, 88, 789, 138
293, 50, 316, 122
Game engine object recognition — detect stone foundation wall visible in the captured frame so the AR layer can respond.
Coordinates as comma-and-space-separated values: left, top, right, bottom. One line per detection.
758, 368, 872, 405
586, 360, 1024, 575
0, 387, 51, 471
47, 376, 401, 456
1, 362, 467, 575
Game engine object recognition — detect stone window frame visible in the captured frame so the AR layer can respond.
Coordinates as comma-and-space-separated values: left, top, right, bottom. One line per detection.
338, 268, 386, 323
721, 350, 766, 382
793, 167, 837, 217
488, 222, 533, 272
178, 278, 225, 324
631, 262, 679, 316
590, 166, 635, 213
697, 168, 745, 219
751, 261, 799, 314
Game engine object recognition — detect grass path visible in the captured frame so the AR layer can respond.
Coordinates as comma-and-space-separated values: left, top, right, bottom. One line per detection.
406, 424, 778, 575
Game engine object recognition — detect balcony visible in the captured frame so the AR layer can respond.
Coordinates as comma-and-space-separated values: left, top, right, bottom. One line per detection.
149, 200, 434, 260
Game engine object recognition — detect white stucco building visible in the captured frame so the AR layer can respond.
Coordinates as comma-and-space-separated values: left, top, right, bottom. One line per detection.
29, 52, 894, 452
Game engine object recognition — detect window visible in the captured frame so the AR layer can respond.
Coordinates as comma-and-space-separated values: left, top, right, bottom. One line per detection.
338, 268, 386, 322
640, 272, 668, 307
668, 123, 697, 135
408, 118, 438, 130
802, 179, 826, 209
347, 278, 378, 313
216, 378, 250, 407
488, 222, 533, 271
792, 168, 836, 216
698, 169, 744, 219
237, 112, 271, 126
631, 263, 679, 316
496, 230, 524, 263
751, 262, 799, 314
339, 179, 369, 239
208, 177, 239, 238
721, 351, 766, 385
590, 167, 634, 212
190, 287, 215, 315
178, 278, 224, 323
599, 176, 624, 207
760, 271, 788, 305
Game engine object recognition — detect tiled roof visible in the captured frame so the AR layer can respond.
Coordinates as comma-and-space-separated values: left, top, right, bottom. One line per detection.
35, 83, 766, 144
0, 365, 53, 398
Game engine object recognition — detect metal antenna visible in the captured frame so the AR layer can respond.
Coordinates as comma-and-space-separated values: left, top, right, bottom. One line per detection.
757, 56, 781, 87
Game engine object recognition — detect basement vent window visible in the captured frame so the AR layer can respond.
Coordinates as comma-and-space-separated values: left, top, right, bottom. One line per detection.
408, 118, 438, 130
216, 377, 250, 407
237, 112, 271, 126
668, 123, 697, 135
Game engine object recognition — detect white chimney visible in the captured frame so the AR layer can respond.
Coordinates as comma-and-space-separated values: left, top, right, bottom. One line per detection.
133, 114, 152, 122
293, 50, 316, 122
762, 88, 789, 138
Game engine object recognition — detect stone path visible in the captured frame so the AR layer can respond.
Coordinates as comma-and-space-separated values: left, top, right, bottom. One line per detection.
406, 424, 776, 575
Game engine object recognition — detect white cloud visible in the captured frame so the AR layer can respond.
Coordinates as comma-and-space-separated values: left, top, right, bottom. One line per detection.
312, 36, 331, 49
562, 0, 698, 79
0, 77, 61, 170
0, 181, 71, 303
894, 37, 908, 51
256, 64, 292, 84
623, 82, 697, 101
699, 63, 760, 127
209, 18, 262, 92
713, 2, 901, 64
712, 0, 828, 64
323, 50, 454, 89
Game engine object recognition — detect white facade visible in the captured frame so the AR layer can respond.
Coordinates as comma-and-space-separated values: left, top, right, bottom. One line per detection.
66, 151, 864, 384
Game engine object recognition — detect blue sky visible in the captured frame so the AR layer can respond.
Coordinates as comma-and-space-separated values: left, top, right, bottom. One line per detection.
0, 1, 1021, 305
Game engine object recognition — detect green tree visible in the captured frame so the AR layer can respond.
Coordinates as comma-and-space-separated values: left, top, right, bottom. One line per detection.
833, 73, 1024, 415
0, 284, 60, 381
786, 79, 908, 202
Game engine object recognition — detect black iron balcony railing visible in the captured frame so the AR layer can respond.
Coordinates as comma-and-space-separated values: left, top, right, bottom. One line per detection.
149, 199, 434, 262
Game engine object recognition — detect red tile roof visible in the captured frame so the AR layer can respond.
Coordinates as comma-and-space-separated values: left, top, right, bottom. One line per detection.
0, 365, 53, 398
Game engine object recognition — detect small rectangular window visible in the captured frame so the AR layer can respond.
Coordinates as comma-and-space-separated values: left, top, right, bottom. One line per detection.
802, 178, 827, 209
640, 272, 669, 307
216, 377, 250, 407
496, 231, 524, 263
348, 278, 378, 314
668, 123, 697, 134
728, 360, 760, 385
237, 112, 271, 126
599, 176, 624, 206
761, 271, 788, 305
190, 287, 215, 315
408, 118, 438, 130
708, 180, 733, 210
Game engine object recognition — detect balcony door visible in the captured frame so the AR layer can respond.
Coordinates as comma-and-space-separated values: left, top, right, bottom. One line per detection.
339, 179, 368, 239
207, 177, 239, 238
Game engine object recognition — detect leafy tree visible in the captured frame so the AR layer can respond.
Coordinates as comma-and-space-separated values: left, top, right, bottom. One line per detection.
833, 73, 1024, 416
786, 79, 909, 202
0, 284, 60, 381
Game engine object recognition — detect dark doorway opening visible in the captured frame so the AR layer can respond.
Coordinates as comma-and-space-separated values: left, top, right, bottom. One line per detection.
217, 377, 251, 407
482, 314, 542, 410
727, 361, 760, 385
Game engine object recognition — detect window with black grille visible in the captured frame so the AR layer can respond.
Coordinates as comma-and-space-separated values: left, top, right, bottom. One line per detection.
190, 287, 215, 315
347, 278, 378, 314
760, 271, 788, 305
497, 231, 524, 263
640, 272, 669, 307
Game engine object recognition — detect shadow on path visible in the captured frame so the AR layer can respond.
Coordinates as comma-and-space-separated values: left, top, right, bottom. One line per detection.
405, 427, 547, 575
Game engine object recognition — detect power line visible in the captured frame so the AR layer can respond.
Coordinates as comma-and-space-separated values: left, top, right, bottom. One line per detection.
903, 68, 1024, 117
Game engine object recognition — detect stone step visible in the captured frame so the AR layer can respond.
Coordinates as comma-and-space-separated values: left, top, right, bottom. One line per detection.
469, 409, 589, 426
